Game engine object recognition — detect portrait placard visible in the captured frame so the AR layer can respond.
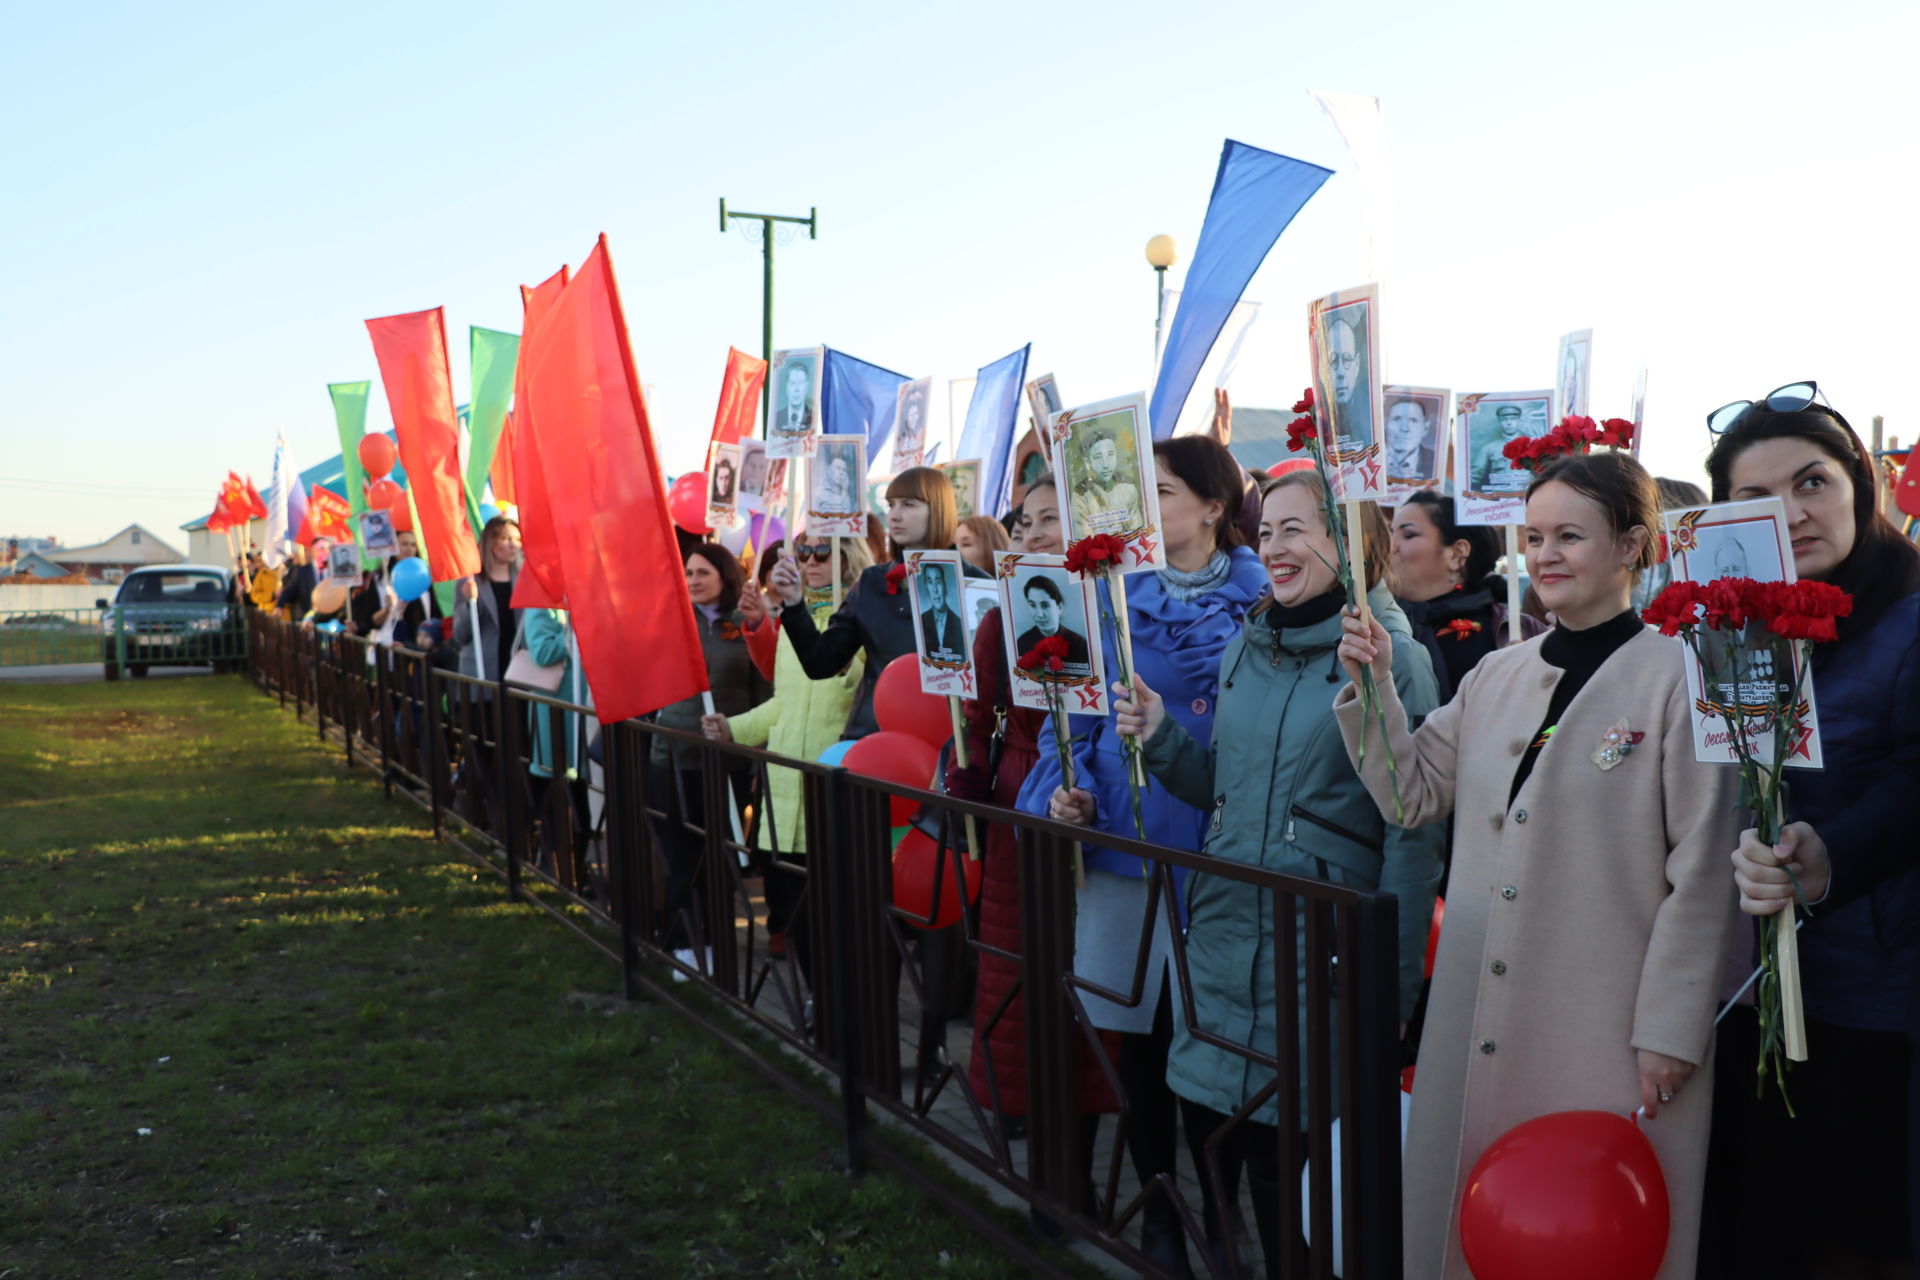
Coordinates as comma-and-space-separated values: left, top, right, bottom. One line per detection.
938, 459, 983, 522
1555, 328, 1593, 420
891, 377, 933, 473
1050, 391, 1164, 572
1382, 385, 1451, 504
807, 435, 868, 538
1452, 389, 1554, 526
359, 510, 395, 554
736, 438, 772, 512
905, 549, 974, 697
327, 544, 361, 584
1664, 497, 1824, 769
995, 551, 1108, 715
962, 577, 997, 642
766, 347, 824, 459
706, 441, 742, 527
1025, 373, 1063, 441
1308, 283, 1384, 501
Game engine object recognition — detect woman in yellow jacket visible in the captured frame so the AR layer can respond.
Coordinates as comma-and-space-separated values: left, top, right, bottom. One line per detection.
702, 531, 871, 978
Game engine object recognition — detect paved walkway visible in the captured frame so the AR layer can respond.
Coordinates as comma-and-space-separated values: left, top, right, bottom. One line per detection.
0, 662, 210, 683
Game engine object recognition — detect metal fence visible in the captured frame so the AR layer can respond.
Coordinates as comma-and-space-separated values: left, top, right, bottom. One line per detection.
0, 601, 247, 675
246, 612, 1405, 1280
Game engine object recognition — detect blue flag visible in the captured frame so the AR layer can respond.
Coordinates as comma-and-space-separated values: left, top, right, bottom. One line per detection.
1149, 141, 1334, 440
822, 348, 911, 465
956, 345, 1030, 517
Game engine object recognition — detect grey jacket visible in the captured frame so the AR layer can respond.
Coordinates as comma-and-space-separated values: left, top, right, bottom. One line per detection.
1142, 584, 1444, 1124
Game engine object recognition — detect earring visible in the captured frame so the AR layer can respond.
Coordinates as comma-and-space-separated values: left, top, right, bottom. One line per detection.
1203, 517, 1215, 526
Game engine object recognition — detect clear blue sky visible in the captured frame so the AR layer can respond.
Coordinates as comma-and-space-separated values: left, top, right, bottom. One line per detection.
3, 0, 1913, 549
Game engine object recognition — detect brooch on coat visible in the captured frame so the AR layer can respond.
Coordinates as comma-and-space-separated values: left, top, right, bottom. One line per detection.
1591, 719, 1646, 771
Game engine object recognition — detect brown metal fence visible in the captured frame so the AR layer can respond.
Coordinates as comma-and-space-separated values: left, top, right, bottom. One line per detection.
247, 612, 1406, 1279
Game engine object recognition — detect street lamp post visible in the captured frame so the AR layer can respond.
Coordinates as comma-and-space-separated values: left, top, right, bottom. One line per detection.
1145, 234, 1178, 370
719, 198, 818, 427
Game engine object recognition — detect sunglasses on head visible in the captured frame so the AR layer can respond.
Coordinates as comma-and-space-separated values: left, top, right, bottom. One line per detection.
791, 543, 835, 564
1706, 381, 1825, 436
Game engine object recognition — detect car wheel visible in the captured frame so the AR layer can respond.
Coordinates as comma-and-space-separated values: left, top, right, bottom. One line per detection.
104, 658, 121, 682
130, 665, 150, 679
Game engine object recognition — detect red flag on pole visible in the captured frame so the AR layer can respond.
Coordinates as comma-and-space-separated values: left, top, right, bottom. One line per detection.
709, 346, 768, 448
490, 412, 518, 509
509, 267, 572, 610
308, 484, 354, 543
235, 472, 269, 520
523, 235, 706, 722
365, 307, 481, 582
207, 490, 236, 533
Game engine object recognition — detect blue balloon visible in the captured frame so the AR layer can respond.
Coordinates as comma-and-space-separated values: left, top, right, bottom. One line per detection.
816, 739, 856, 768
479, 503, 502, 526
391, 556, 432, 603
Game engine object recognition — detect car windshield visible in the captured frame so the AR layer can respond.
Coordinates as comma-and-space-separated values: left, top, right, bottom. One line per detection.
118, 573, 226, 604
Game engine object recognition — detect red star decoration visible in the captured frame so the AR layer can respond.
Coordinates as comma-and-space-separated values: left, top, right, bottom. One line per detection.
1074, 685, 1103, 710
1129, 534, 1158, 566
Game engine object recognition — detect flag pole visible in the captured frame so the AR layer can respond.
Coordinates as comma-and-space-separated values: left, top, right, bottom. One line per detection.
830, 534, 842, 612
700, 689, 749, 860
469, 594, 488, 681
946, 696, 982, 862
1505, 525, 1524, 644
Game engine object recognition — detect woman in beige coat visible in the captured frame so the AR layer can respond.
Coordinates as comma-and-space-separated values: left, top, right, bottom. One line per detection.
1333, 451, 1742, 1279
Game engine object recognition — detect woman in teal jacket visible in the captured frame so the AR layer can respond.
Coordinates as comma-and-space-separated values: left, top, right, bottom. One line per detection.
1112, 470, 1443, 1274
515, 607, 592, 881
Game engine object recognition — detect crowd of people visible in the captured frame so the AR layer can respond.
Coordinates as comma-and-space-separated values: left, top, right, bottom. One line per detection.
241, 392, 1915, 1280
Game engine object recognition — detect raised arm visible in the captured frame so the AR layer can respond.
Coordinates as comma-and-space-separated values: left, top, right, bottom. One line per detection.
1116, 675, 1216, 812
1331, 610, 1464, 829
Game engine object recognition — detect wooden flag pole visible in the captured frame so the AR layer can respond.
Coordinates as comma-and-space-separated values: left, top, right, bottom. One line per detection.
1777, 906, 1809, 1061
701, 689, 749, 860
946, 696, 983, 862
1107, 569, 1148, 788
1344, 500, 1370, 623
831, 534, 842, 612
1505, 525, 1525, 644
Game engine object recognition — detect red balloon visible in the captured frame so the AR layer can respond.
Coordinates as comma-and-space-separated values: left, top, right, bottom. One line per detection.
1425, 896, 1445, 980
669, 472, 710, 534
891, 827, 983, 930
874, 654, 952, 749
1460, 1111, 1670, 1280
389, 501, 413, 534
841, 730, 938, 827
358, 433, 396, 480
366, 478, 405, 512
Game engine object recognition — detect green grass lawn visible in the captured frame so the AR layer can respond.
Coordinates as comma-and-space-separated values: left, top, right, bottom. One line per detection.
0, 677, 1079, 1279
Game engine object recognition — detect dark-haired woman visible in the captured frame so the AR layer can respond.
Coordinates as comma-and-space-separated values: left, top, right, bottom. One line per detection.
651, 543, 770, 974
1335, 450, 1742, 1279
1028, 437, 1268, 1273
1112, 469, 1444, 1275
1390, 491, 1545, 703
1699, 390, 1920, 1276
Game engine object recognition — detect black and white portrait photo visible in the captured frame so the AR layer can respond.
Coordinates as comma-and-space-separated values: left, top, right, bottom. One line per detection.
994, 551, 1108, 714
1309, 284, 1384, 500
767, 347, 823, 459
891, 377, 932, 472
1382, 386, 1449, 500
707, 441, 741, 523
1556, 329, 1593, 420
807, 434, 867, 538
905, 550, 973, 695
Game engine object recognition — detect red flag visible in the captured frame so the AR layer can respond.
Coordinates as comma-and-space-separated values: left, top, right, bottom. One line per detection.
509, 267, 572, 611
490, 411, 518, 509
308, 484, 354, 543
207, 490, 236, 533
709, 346, 768, 448
365, 307, 481, 582
523, 235, 705, 722
236, 472, 268, 520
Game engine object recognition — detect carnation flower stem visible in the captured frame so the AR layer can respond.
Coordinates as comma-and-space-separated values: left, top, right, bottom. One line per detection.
1101, 572, 1151, 871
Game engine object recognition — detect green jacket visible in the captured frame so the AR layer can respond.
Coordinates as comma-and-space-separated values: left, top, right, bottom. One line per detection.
1141, 584, 1444, 1125
727, 594, 864, 855
521, 609, 581, 780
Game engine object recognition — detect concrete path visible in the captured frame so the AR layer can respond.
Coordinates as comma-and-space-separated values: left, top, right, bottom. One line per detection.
0, 662, 212, 684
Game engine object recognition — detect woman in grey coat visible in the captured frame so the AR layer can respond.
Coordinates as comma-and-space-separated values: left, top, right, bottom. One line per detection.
1109, 470, 1444, 1274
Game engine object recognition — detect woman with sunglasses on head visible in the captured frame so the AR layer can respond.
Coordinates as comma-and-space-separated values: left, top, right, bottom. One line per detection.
650, 543, 772, 977
1699, 385, 1920, 1277
1109, 469, 1445, 1275
1334, 449, 1742, 1279
702, 532, 872, 983
1027, 437, 1270, 1275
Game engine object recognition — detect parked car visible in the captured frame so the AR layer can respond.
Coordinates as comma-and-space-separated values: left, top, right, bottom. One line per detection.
101, 565, 242, 680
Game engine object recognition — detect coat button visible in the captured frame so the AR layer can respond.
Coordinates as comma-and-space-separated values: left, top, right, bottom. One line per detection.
1500, 885, 1517, 900
1490, 814, 1503, 831
1514, 809, 1529, 824
1490, 960, 1508, 975
1479, 1039, 1496, 1054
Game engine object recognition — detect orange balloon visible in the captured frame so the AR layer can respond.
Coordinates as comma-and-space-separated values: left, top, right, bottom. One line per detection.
358, 433, 397, 480
366, 478, 405, 512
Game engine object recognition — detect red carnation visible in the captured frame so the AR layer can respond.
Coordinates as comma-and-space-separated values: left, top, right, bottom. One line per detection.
1438, 618, 1483, 641
1291, 388, 1315, 415
885, 563, 907, 595
1064, 534, 1128, 576
1599, 417, 1637, 449
1640, 580, 1704, 636
1018, 633, 1071, 675
1756, 579, 1853, 644
1286, 416, 1318, 452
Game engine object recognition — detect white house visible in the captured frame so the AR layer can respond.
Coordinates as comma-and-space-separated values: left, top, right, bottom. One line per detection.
52, 525, 185, 584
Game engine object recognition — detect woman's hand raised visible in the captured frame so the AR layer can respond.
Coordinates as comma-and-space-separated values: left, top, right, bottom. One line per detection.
1047, 786, 1095, 826
1338, 607, 1393, 687
767, 555, 804, 607
1112, 674, 1164, 744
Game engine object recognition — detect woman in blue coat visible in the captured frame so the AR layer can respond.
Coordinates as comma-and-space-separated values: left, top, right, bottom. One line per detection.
1023, 436, 1267, 1275
1700, 391, 1920, 1275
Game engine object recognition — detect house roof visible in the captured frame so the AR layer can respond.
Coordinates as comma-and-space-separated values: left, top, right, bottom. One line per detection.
54, 525, 185, 565
180, 427, 419, 533
1, 551, 77, 579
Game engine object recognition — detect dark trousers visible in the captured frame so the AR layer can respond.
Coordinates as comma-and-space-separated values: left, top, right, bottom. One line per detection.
1116, 973, 1184, 1226
763, 850, 813, 988
1179, 1099, 1308, 1280
1700, 1008, 1913, 1276
648, 761, 750, 952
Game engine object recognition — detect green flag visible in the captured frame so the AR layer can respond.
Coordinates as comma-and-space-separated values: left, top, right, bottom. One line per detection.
328, 381, 372, 552
465, 326, 520, 536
